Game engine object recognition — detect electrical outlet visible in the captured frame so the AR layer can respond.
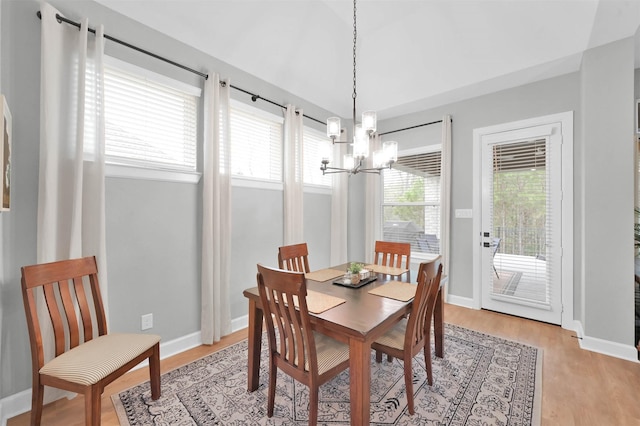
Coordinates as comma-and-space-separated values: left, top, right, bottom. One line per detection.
455, 209, 473, 218
141, 313, 153, 330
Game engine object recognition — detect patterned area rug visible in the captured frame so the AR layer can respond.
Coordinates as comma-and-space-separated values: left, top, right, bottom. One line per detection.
113, 324, 542, 425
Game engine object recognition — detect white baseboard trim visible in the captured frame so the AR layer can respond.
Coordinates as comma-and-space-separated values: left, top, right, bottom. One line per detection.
0, 389, 30, 426
446, 294, 476, 309
579, 334, 638, 362
232, 315, 248, 332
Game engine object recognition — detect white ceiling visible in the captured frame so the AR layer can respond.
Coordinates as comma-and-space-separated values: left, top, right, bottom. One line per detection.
94, 0, 640, 120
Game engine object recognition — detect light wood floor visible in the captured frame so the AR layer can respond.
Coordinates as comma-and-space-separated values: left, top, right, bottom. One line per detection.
8, 304, 640, 425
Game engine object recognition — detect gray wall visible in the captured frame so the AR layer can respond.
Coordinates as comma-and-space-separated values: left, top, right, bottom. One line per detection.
0, 0, 334, 399
378, 72, 582, 302
580, 38, 635, 344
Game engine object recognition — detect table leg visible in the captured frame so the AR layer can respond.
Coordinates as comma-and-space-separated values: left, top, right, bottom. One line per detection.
349, 339, 370, 426
247, 299, 263, 392
434, 287, 444, 358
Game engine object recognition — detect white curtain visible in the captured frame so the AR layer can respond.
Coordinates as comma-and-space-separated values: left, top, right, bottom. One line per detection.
364, 134, 382, 263
440, 115, 453, 277
201, 74, 232, 345
283, 105, 304, 245
330, 142, 349, 265
38, 2, 107, 401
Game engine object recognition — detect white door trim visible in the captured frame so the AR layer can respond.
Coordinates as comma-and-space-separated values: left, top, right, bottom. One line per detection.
472, 111, 574, 329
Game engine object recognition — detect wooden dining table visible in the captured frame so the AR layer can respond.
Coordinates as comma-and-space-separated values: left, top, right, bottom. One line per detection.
243, 261, 445, 426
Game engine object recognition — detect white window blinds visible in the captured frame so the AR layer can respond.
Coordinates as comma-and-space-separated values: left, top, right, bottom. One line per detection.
303, 127, 332, 187
382, 150, 442, 254
230, 104, 282, 182
104, 59, 199, 172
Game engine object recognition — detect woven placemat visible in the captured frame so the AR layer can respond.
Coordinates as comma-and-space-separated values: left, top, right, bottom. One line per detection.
293, 289, 346, 314
365, 264, 409, 276
305, 268, 346, 282
368, 280, 417, 302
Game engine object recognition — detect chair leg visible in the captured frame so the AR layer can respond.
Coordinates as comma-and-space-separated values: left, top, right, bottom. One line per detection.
387, 354, 393, 363
85, 386, 101, 426
404, 358, 415, 415
375, 350, 382, 363
30, 378, 44, 426
308, 386, 319, 426
149, 344, 161, 400
424, 340, 433, 386
267, 360, 276, 417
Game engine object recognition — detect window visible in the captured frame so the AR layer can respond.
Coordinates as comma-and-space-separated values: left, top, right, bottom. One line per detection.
303, 127, 332, 188
103, 57, 200, 173
382, 148, 441, 255
230, 101, 282, 182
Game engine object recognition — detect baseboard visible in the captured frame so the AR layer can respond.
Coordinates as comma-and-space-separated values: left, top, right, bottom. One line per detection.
0, 389, 30, 426
232, 314, 248, 332
446, 294, 476, 309
579, 334, 639, 362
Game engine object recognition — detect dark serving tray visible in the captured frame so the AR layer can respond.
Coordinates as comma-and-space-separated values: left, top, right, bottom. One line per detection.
332, 276, 377, 289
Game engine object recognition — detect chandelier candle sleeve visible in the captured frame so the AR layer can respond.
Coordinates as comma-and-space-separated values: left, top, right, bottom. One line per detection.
327, 117, 341, 139
362, 111, 377, 132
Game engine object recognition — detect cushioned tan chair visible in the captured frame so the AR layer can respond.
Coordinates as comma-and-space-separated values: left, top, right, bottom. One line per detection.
374, 240, 411, 269
278, 242, 311, 273
21, 256, 161, 426
372, 263, 443, 415
256, 264, 349, 425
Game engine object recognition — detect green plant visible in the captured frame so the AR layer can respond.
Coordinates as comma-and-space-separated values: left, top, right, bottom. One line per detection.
348, 262, 364, 274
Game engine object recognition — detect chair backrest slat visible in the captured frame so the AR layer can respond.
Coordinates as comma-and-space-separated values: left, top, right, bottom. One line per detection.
374, 241, 411, 269
42, 283, 67, 357
58, 278, 81, 350
72, 276, 94, 343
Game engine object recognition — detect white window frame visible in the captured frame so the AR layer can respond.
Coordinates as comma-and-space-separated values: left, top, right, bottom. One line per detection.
103, 56, 201, 183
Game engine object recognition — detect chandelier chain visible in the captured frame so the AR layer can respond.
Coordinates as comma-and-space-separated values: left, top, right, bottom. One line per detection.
352, 0, 357, 101
352, 0, 357, 125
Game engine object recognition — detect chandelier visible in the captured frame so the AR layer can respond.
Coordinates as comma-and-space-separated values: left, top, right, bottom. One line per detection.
320, 0, 397, 175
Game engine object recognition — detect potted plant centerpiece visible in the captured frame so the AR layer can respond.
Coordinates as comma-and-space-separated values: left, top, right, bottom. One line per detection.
347, 262, 364, 285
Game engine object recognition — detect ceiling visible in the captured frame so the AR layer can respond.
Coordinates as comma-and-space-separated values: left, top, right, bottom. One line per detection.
94, 0, 640, 121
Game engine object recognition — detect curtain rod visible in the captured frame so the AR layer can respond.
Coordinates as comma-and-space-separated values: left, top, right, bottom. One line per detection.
228, 84, 325, 126
37, 10, 326, 126
37, 11, 208, 79
37, 11, 447, 133
379, 119, 446, 136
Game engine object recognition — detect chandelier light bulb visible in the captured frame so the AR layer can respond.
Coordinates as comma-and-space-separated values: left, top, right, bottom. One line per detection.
320, 140, 333, 163
383, 141, 398, 164
362, 111, 377, 133
353, 125, 369, 158
343, 154, 355, 170
327, 117, 341, 139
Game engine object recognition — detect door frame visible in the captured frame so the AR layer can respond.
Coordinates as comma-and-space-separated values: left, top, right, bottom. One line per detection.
472, 111, 574, 329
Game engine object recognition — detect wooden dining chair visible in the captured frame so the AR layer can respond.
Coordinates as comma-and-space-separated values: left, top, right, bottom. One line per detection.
372, 263, 443, 415
21, 256, 161, 426
256, 264, 350, 425
373, 240, 411, 269
278, 242, 311, 273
